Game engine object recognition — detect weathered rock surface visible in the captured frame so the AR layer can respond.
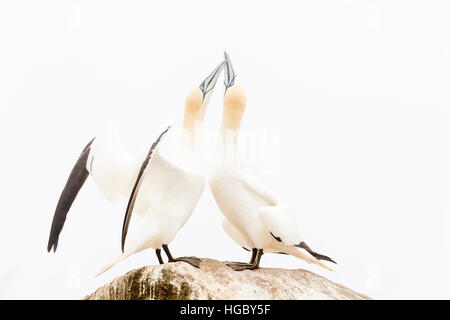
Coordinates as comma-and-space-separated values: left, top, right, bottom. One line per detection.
85, 259, 370, 300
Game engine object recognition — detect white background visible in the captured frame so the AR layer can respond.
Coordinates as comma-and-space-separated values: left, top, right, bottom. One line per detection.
1, 1, 450, 299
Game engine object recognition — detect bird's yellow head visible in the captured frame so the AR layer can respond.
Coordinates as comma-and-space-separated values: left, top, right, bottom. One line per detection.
183, 87, 204, 131
222, 84, 247, 130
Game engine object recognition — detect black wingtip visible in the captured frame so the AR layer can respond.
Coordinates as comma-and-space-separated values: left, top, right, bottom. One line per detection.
47, 241, 55, 253
47, 230, 59, 253
121, 237, 125, 254
296, 241, 337, 264
314, 253, 337, 264
53, 237, 59, 252
120, 126, 171, 254
46, 137, 95, 254
270, 232, 282, 242
121, 215, 128, 253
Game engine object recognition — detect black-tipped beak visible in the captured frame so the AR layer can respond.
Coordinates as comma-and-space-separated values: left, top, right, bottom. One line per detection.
224, 51, 236, 90
199, 61, 225, 100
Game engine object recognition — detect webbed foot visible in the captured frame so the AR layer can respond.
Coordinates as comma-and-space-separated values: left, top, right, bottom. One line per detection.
226, 262, 259, 271
171, 256, 201, 268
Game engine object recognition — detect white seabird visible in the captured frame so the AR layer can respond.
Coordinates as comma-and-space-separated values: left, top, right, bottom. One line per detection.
209, 52, 336, 271
47, 61, 225, 273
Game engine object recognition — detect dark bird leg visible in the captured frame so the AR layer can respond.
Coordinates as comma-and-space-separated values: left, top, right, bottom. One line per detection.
250, 248, 257, 263
228, 248, 258, 265
156, 249, 164, 264
296, 242, 337, 264
227, 249, 263, 271
162, 244, 201, 268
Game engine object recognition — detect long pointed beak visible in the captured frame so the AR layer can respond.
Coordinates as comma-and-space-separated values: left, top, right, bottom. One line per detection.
199, 61, 225, 100
224, 51, 236, 90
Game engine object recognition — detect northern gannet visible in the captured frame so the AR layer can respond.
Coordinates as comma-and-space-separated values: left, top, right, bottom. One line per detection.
103, 61, 225, 273
209, 52, 336, 271
47, 62, 225, 274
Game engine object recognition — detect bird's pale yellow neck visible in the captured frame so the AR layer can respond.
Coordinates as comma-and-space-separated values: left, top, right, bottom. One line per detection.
215, 127, 239, 166
216, 85, 247, 165
178, 88, 205, 165
221, 108, 244, 131
182, 88, 204, 131
182, 107, 204, 132
182, 123, 202, 150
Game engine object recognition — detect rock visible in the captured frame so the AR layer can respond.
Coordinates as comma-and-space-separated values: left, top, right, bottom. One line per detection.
85, 258, 370, 300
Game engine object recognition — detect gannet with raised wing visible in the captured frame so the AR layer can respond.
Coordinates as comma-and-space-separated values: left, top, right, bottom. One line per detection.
47, 61, 225, 274
101, 61, 225, 274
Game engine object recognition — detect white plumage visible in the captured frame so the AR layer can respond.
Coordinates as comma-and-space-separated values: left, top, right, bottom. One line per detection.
120, 132, 206, 253
259, 205, 302, 246
48, 61, 225, 275
86, 125, 137, 202
210, 166, 333, 270
209, 52, 335, 271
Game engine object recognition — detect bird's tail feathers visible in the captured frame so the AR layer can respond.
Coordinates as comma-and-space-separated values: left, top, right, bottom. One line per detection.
96, 252, 132, 277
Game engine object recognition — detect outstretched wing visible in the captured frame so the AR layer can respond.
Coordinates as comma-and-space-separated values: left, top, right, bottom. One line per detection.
47, 138, 95, 252
259, 205, 302, 246
121, 125, 171, 252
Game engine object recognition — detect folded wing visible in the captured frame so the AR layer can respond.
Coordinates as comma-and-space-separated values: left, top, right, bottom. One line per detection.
121, 125, 171, 252
259, 205, 302, 246
222, 219, 251, 251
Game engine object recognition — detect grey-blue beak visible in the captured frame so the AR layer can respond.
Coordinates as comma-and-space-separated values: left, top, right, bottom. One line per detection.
223, 51, 236, 90
199, 61, 225, 100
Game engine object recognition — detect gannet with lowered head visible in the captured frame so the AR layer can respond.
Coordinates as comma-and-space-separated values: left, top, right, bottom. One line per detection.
209, 52, 336, 271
